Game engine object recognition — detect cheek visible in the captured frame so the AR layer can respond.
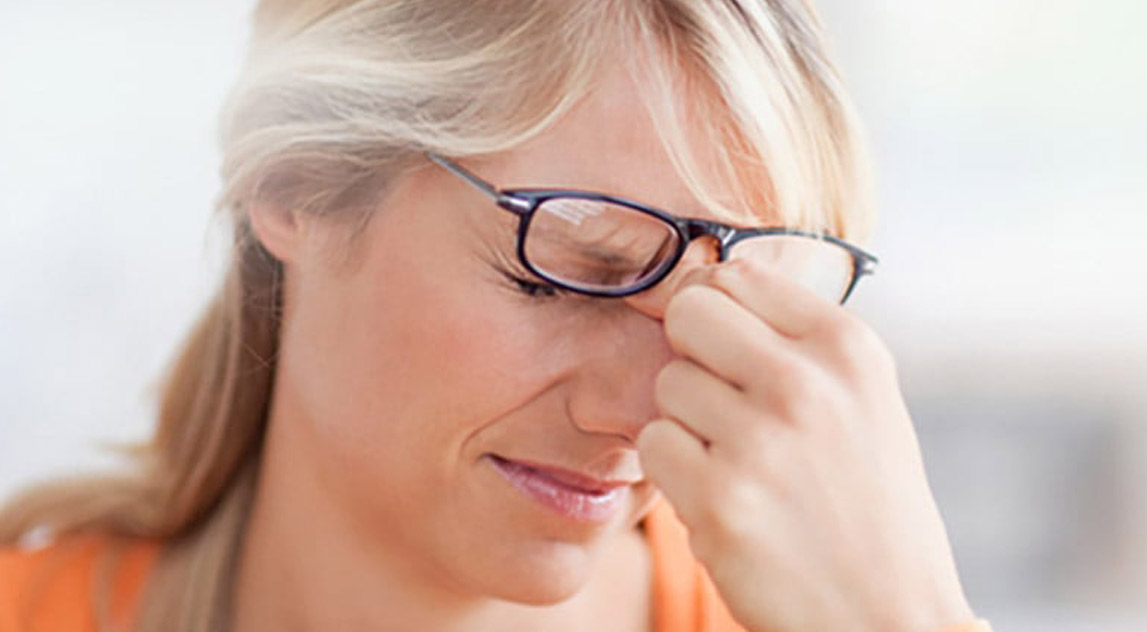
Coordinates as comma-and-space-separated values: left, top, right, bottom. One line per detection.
283, 247, 563, 492
391, 287, 545, 429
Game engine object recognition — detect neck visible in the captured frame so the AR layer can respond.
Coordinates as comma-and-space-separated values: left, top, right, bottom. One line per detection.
230, 403, 651, 632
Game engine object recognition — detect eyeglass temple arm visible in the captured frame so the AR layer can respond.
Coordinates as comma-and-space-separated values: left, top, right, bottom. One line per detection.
425, 152, 493, 194
427, 152, 536, 213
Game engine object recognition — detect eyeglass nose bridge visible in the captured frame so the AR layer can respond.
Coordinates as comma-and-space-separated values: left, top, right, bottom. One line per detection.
681, 218, 738, 262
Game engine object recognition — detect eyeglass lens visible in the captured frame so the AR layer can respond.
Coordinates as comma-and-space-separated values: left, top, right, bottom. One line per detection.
523, 197, 857, 302
524, 198, 681, 292
727, 235, 855, 303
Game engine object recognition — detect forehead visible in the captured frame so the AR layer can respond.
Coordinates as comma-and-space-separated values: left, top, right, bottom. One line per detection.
471, 59, 718, 220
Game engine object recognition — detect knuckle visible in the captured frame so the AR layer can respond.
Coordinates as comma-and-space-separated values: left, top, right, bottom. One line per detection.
817, 309, 864, 349
824, 313, 895, 372
811, 307, 853, 341
773, 364, 832, 425
739, 336, 777, 379
751, 354, 811, 402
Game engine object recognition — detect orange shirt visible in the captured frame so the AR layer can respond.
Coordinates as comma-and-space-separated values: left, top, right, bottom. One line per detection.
0, 503, 990, 632
0, 534, 158, 632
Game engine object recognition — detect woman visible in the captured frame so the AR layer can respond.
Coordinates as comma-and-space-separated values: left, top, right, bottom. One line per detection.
0, 1, 991, 631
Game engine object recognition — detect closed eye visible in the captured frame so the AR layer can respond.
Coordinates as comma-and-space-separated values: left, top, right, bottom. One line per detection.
501, 271, 569, 299
506, 272, 564, 298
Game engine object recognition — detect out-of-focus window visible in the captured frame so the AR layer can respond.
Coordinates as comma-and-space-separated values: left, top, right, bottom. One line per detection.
820, 2, 1147, 630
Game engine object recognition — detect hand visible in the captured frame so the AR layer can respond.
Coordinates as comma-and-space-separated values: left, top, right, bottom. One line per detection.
636, 258, 977, 632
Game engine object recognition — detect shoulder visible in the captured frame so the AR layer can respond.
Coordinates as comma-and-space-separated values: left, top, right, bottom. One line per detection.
644, 501, 749, 632
0, 534, 159, 632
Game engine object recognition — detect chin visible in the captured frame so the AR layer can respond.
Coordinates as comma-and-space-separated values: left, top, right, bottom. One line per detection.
453, 538, 600, 606
429, 476, 658, 605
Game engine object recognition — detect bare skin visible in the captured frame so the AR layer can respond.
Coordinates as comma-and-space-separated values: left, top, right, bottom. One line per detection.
233, 52, 976, 632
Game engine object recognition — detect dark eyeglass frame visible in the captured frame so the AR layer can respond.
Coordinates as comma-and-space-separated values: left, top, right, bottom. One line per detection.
427, 152, 878, 303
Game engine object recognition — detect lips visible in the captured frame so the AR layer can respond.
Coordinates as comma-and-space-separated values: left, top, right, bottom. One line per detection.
495, 457, 631, 493
488, 455, 634, 523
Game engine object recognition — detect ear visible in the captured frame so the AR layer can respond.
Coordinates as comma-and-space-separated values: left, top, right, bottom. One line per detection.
248, 199, 305, 263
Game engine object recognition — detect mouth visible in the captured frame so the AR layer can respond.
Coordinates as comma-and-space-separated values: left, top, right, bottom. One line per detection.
487, 455, 634, 524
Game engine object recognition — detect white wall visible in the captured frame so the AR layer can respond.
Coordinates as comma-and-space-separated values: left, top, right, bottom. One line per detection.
1, 0, 250, 490
820, 2, 1147, 630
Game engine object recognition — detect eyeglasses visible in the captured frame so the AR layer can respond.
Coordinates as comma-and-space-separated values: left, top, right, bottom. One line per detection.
427, 153, 878, 303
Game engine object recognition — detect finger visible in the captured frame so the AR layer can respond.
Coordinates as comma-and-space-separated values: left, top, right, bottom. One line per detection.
663, 284, 793, 390
708, 257, 841, 340
654, 358, 756, 447
636, 419, 710, 518
657, 359, 799, 467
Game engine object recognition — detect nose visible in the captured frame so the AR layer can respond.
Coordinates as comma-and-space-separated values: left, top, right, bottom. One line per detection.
566, 306, 674, 442
566, 240, 720, 442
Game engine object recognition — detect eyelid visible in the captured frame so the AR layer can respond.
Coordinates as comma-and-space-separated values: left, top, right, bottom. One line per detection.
507, 274, 559, 298
493, 263, 567, 299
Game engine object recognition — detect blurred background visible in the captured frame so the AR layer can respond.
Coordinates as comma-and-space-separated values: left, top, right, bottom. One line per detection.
1, 1, 1144, 630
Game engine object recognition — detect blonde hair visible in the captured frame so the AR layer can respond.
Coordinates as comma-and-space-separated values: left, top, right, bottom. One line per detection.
0, 1, 873, 630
